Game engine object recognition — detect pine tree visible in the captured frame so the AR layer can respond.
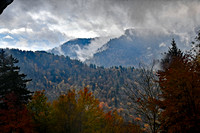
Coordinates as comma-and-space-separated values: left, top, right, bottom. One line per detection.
160, 39, 183, 70
0, 49, 32, 109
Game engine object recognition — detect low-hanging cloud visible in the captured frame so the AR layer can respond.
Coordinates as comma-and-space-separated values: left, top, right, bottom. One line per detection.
76, 37, 110, 62
0, 0, 200, 50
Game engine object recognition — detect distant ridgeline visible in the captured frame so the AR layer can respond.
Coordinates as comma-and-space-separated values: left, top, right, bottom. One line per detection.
3, 48, 138, 110
50, 38, 94, 59
49, 29, 184, 67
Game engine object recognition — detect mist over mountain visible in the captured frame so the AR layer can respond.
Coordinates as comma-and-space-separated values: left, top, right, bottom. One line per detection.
49, 37, 111, 62
50, 28, 188, 67
50, 38, 94, 59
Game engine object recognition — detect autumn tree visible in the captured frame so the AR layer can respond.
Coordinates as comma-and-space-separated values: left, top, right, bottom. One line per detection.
76, 88, 105, 132
0, 93, 33, 133
27, 90, 53, 133
157, 39, 200, 132
52, 89, 77, 133
103, 110, 141, 133
52, 88, 105, 133
126, 62, 161, 133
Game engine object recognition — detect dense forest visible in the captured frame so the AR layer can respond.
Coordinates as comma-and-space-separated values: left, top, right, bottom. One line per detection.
3, 48, 138, 110
0, 32, 200, 132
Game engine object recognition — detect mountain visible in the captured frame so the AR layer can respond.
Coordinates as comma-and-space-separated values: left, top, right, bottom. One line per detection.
49, 29, 187, 67
49, 38, 94, 59
86, 29, 183, 67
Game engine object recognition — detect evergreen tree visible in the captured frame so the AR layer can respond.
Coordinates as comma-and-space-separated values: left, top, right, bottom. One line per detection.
0, 49, 32, 109
160, 39, 183, 70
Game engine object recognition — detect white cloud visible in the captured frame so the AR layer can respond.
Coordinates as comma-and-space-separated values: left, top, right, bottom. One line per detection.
0, 41, 9, 48
0, 0, 199, 51
3, 35, 14, 40
76, 37, 110, 61
0, 28, 33, 34
16, 38, 29, 48
147, 47, 151, 50
0, 28, 9, 33
159, 43, 166, 47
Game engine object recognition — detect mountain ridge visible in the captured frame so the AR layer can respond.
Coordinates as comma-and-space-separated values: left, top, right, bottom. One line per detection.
49, 28, 187, 67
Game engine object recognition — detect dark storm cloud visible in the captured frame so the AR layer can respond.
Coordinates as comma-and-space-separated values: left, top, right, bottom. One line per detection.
0, 0, 200, 50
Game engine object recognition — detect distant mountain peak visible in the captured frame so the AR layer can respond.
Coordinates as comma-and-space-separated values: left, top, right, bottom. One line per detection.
49, 38, 94, 59
124, 28, 135, 36
49, 28, 189, 67
62, 38, 94, 47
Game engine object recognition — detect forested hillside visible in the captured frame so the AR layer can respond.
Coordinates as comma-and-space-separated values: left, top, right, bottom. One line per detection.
3, 48, 137, 109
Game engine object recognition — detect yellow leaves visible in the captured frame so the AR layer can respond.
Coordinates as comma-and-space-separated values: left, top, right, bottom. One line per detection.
99, 102, 104, 109
117, 108, 124, 113
127, 102, 131, 106
67, 78, 71, 82
52, 87, 106, 132
86, 84, 90, 88
135, 117, 142, 121
78, 87, 99, 109
197, 55, 200, 62
112, 97, 115, 102
142, 124, 150, 132
27, 88, 143, 133
144, 124, 149, 128
27, 90, 53, 132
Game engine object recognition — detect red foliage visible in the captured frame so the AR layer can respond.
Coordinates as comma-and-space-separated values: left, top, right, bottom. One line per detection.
158, 56, 200, 132
0, 93, 33, 133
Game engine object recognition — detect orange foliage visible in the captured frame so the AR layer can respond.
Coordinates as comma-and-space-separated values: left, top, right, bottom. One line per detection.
103, 110, 141, 133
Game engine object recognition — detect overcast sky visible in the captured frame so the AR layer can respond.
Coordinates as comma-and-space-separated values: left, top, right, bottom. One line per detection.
0, 0, 200, 51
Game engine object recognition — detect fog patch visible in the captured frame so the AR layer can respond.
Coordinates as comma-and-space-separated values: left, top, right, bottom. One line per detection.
75, 37, 110, 62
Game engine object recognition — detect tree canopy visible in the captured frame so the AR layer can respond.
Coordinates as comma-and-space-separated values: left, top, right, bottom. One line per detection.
157, 39, 200, 132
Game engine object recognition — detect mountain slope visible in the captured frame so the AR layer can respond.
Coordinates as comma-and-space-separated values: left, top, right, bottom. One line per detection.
49, 38, 94, 59
86, 29, 183, 67
49, 29, 186, 67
